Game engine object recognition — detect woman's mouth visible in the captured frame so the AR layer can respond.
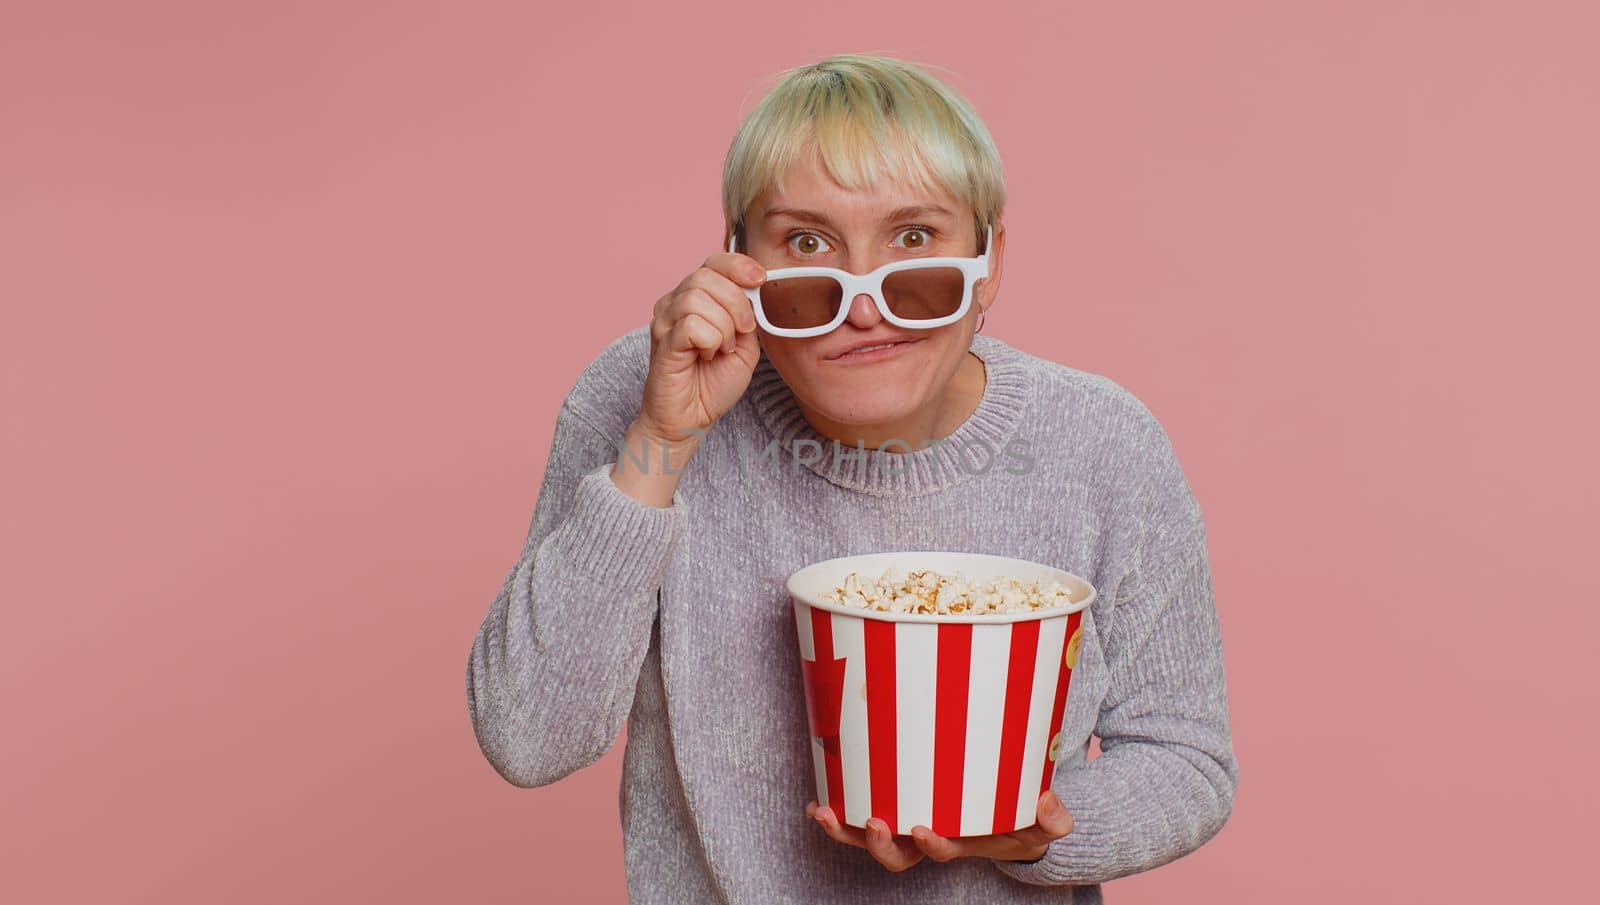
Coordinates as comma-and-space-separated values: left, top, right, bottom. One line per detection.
827, 338, 920, 362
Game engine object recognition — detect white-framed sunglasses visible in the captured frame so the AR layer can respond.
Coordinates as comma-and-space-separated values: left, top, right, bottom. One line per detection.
727, 223, 993, 338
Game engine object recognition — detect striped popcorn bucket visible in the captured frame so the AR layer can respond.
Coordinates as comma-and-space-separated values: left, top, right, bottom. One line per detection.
789, 552, 1095, 837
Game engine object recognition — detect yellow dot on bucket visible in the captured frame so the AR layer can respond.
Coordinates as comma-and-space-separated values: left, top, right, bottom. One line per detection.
1064, 626, 1083, 670
1048, 730, 1064, 762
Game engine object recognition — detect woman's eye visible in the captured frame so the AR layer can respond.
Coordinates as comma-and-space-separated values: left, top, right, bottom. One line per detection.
895, 227, 933, 250
788, 232, 831, 256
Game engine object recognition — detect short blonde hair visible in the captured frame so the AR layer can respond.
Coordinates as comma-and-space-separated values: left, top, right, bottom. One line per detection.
722, 53, 1006, 255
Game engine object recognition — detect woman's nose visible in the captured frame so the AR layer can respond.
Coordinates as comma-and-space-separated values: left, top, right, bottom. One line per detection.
843, 292, 881, 328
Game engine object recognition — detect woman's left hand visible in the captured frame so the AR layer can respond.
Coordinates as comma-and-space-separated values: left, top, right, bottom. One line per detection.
806, 789, 1073, 871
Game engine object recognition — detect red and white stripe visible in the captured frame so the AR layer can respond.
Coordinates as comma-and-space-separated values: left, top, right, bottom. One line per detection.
795, 601, 1084, 836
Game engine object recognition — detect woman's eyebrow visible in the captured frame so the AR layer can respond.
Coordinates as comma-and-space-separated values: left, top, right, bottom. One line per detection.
762, 204, 955, 226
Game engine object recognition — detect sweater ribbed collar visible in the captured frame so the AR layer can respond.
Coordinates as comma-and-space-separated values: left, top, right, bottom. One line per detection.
743, 333, 1034, 498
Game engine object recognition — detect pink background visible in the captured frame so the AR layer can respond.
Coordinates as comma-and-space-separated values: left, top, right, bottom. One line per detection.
3, 2, 1595, 902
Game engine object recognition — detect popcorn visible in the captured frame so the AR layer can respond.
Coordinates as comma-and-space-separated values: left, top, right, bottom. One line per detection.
821, 567, 1076, 616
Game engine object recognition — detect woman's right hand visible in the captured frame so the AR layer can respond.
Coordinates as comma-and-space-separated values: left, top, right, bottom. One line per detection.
634, 250, 767, 449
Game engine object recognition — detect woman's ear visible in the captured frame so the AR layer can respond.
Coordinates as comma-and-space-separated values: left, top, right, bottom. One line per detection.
977, 221, 1005, 314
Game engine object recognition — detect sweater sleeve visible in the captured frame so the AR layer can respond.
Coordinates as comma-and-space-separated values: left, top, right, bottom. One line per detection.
992, 417, 1238, 886
466, 399, 688, 788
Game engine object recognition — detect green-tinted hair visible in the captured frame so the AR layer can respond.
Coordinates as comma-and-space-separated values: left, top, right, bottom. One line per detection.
722, 53, 1006, 255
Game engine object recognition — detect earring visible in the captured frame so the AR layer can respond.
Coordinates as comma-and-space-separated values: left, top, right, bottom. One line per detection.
976, 308, 986, 334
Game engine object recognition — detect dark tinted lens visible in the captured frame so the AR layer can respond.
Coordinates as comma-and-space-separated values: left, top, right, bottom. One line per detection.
883, 266, 964, 320
759, 276, 843, 329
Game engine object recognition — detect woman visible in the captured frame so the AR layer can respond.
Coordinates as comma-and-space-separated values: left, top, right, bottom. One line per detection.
467, 54, 1236, 904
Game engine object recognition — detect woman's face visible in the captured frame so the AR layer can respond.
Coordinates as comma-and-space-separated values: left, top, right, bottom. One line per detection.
740, 154, 1005, 444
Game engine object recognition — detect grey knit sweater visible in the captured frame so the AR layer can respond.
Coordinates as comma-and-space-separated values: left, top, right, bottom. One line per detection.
466, 327, 1236, 904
